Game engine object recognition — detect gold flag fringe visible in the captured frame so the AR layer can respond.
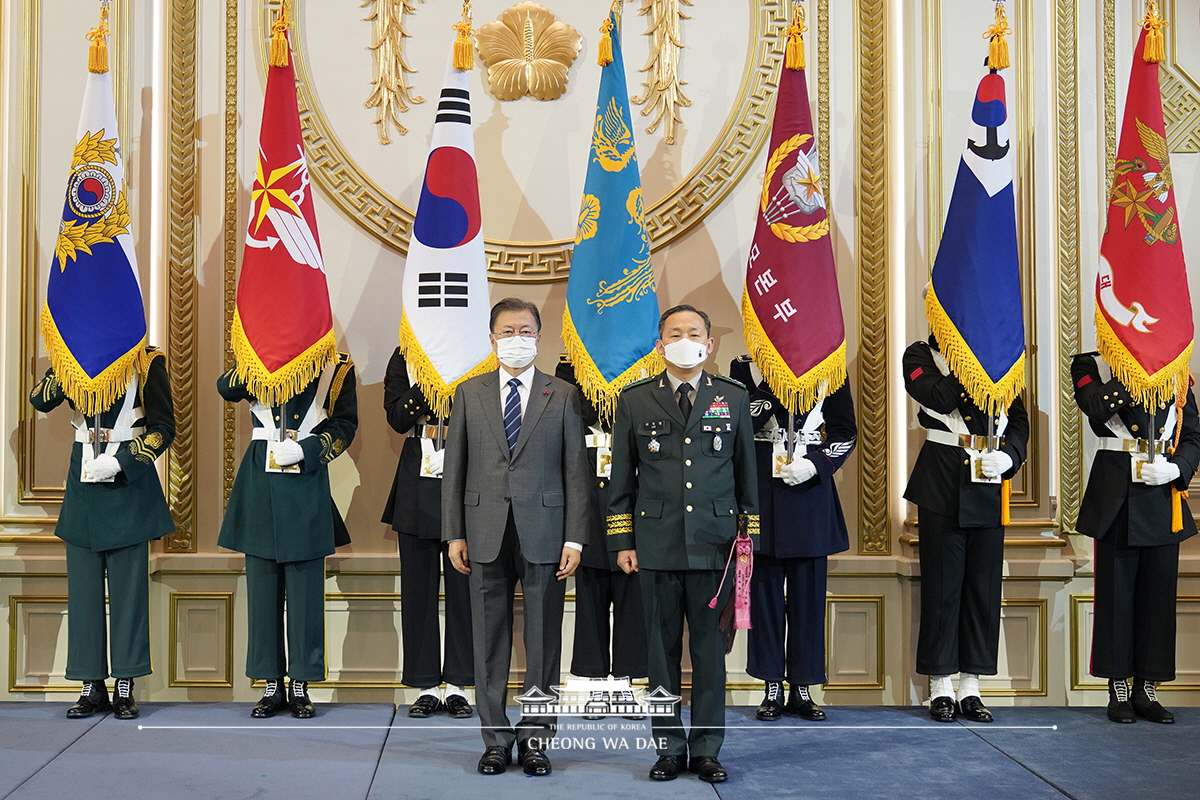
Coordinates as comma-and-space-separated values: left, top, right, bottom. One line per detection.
230, 310, 337, 408
86, 4, 111, 74
270, 0, 292, 68
562, 306, 663, 425
925, 288, 1026, 417
784, 3, 807, 71
983, 2, 1012, 71
742, 287, 847, 415
1095, 307, 1192, 411
1140, 1, 1167, 64
398, 309, 497, 419
40, 303, 149, 417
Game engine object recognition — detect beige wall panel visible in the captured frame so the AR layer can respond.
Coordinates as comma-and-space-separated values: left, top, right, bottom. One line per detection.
825, 595, 883, 690
981, 599, 1047, 697
8, 596, 71, 692
169, 592, 234, 687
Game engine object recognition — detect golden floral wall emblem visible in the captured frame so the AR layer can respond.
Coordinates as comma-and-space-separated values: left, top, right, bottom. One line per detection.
478, 2, 582, 101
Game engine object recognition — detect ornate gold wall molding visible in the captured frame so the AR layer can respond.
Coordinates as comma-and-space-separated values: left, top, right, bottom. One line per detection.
1057, 0, 1083, 532
1161, 65, 1200, 153
165, 0, 200, 552
816, 0, 829, 181
362, 0, 426, 143
223, 0, 240, 505
258, 0, 790, 283
630, 0, 693, 145
1104, 0, 1115, 181
855, 0, 888, 553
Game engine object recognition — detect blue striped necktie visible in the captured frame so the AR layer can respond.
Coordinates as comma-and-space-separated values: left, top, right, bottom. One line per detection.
503, 377, 522, 452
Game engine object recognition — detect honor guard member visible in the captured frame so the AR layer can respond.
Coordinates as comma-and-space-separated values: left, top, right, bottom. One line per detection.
381, 346, 474, 719
218, 352, 357, 719
556, 357, 648, 715
730, 355, 856, 722
30, 348, 175, 720
608, 305, 758, 784
1072, 352, 1200, 723
903, 334, 1028, 723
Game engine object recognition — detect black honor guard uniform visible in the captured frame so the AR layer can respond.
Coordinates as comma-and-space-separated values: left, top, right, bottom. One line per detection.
30, 348, 175, 720
381, 347, 474, 718
1072, 351, 1200, 723
729, 356, 856, 721
556, 359, 647, 706
903, 335, 1028, 723
218, 353, 357, 719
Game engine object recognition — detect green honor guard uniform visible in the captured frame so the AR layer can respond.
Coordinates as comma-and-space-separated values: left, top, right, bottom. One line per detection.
29, 348, 176, 720
218, 352, 358, 718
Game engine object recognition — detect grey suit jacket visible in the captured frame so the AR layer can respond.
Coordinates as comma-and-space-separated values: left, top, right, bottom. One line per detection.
441, 367, 590, 564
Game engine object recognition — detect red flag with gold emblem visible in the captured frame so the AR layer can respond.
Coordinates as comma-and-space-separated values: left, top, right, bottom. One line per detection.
1095, 23, 1192, 408
230, 6, 336, 407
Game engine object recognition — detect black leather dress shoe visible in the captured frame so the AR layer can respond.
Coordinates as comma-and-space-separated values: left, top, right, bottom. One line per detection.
957, 696, 994, 723
444, 694, 473, 718
756, 682, 784, 721
1132, 679, 1174, 724
112, 678, 139, 720
649, 755, 686, 781
1107, 678, 1136, 724
929, 695, 956, 723
408, 694, 443, 718
519, 746, 552, 776
288, 680, 316, 719
477, 745, 512, 775
786, 685, 827, 721
688, 756, 728, 783
252, 680, 287, 718
66, 681, 111, 719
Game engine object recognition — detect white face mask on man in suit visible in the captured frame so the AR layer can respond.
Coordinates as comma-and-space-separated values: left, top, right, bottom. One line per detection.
662, 339, 707, 370
496, 336, 538, 370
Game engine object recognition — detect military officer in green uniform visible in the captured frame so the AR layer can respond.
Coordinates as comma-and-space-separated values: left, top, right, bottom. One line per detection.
607, 305, 759, 784
30, 347, 176, 720
218, 352, 357, 718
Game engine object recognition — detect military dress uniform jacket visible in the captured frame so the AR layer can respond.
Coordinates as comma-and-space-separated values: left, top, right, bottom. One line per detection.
380, 347, 446, 540
217, 354, 357, 563
1072, 352, 1200, 547
607, 370, 759, 570
729, 357, 856, 559
29, 349, 176, 551
902, 340, 1029, 528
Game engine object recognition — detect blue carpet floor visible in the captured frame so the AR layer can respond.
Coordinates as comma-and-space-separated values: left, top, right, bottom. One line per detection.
1, 705, 1195, 800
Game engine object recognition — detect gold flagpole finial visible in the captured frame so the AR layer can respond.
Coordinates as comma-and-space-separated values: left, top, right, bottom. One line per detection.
452, 1, 475, 70
87, 1, 112, 74
784, 3, 807, 71
983, 1, 1011, 71
1140, 1, 1168, 63
269, 0, 292, 68
598, 1, 622, 67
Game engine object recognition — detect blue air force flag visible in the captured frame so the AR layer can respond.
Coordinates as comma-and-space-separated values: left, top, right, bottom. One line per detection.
399, 57, 496, 417
926, 71, 1025, 414
563, 9, 662, 420
40, 65, 148, 417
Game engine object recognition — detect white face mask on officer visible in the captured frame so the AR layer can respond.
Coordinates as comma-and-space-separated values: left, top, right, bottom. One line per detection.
662, 339, 708, 370
495, 336, 538, 370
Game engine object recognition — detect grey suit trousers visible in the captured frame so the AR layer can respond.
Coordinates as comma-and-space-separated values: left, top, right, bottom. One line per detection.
469, 510, 565, 749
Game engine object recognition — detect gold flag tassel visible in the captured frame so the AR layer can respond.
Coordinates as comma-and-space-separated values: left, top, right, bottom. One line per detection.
1168, 372, 1191, 532
87, 3, 111, 74
452, 1, 475, 70
1001, 479, 1012, 525
983, 1, 1012, 71
597, 2, 621, 67
784, 4, 807, 71
1141, 1, 1167, 64
270, 0, 292, 68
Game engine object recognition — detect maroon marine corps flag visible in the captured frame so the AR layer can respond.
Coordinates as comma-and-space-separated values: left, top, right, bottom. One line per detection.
741, 5, 845, 414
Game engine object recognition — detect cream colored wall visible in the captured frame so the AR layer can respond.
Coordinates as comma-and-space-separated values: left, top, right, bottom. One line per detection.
2, 0, 1199, 707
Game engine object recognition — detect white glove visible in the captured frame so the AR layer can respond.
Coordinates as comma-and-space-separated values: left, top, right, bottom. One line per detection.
426, 448, 445, 477
87, 452, 122, 481
273, 438, 304, 466
780, 457, 818, 486
1140, 459, 1181, 486
979, 450, 1014, 479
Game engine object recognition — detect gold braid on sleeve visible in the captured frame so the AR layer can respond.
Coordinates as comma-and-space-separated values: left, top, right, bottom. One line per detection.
606, 513, 633, 536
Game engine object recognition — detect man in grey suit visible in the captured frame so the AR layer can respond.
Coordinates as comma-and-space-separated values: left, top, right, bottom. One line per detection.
443, 297, 590, 777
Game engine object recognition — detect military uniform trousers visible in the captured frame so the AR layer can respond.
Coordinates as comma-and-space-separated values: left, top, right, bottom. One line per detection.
747, 554, 828, 686
916, 507, 1003, 676
641, 567, 731, 758
398, 534, 474, 688
571, 566, 647, 679
245, 555, 326, 682
469, 511, 565, 750
64, 541, 151, 681
1091, 509, 1180, 682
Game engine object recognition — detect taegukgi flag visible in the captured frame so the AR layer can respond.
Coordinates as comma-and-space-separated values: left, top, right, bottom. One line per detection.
398, 54, 496, 418
741, 4, 845, 415
230, 5, 337, 408
563, 6, 662, 421
41, 6, 149, 417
